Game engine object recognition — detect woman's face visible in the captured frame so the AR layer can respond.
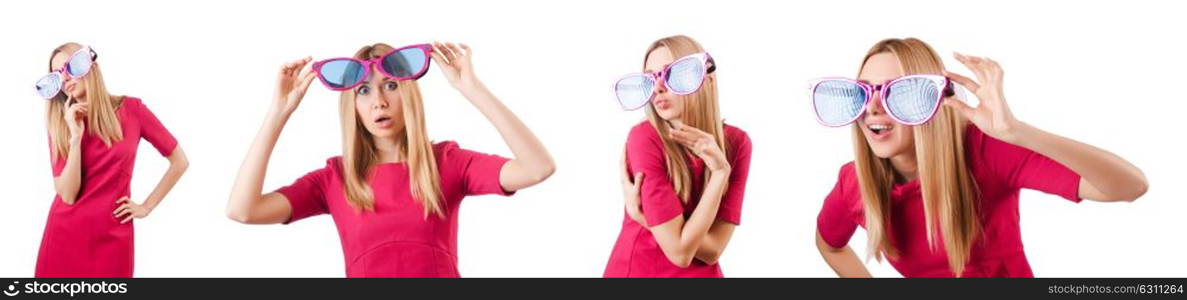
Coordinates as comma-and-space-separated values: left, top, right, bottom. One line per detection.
858, 52, 914, 158
644, 47, 685, 121
353, 67, 405, 139
50, 48, 88, 102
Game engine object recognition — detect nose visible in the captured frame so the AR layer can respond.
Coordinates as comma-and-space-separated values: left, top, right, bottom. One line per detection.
866, 90, 885, 116
653, 74, 668, 95
373, 93, 390, 109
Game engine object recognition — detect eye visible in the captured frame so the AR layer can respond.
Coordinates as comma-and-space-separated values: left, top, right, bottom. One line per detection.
355, 85, 370, 95
384, 81, 398, 91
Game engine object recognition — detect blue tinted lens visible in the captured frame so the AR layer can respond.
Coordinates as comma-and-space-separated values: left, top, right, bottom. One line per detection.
382, 48, 428, 79
812, 80, 867, 126
885, 77, 940, 124
36, 73, 63, 99
665, 57, 705, 94
65, 50, 93, 77
615, 75, 655, 110
319, 60, 366, 89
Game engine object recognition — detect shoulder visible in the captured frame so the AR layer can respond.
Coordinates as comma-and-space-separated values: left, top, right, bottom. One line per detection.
320, 156, 346, 178
723, 123, 752, 153
627, 120, 662, 143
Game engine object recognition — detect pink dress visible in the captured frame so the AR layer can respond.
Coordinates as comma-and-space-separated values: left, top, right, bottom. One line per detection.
275, 141, 513, 277
36, 97, 178, 277
605, 121, 753, 277
816, 125, 1082, 277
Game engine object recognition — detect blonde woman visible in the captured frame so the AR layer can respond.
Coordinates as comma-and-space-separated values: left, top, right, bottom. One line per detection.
34, 43, 189, 277
811, 38, 1148, 277
226, 42, 554, 277
606, 35, 752, 277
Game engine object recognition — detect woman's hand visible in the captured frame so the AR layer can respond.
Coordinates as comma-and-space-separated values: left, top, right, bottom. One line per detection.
63, 100, 88, 142
430, 42, 484, 94
113, 196, 151, 224
620, 154, 647, 227
943, 53, 1022, 143
273, 57, 317, 116
668, 123, 730, 172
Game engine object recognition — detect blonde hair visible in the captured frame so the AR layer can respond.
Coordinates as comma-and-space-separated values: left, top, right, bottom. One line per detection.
641, 35, 728, 203
46, 42, 123, 160
339, 43, 444, 218
852, 38, 980, 276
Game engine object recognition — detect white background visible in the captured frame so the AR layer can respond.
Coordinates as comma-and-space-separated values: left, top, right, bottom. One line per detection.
1, 0, 1183, 277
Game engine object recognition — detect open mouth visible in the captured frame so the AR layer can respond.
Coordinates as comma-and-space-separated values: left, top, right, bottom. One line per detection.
867, 122, 893, 136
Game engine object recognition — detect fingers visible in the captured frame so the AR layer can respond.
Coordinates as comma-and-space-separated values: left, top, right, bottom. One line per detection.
113, 205, 130, 218
280, 57, 313, 78
295, 68, 318, 92
943, 97, 975, 119
429, 50, 447, 66
943, 70, 981, 91
459, 43, 471, 57
432, 42, 456, 64
954, 52, 1004, 82
121, 215, 134, 224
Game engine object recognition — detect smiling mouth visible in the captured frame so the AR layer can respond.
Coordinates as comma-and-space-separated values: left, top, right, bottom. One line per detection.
868, 123, 892, 135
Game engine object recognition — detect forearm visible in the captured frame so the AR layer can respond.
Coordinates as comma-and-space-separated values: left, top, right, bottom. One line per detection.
461, 83, 554, 178
1010, 122, 1147, 201
817, 232, 872, 277
54, 138, 83, 205
693, 222, 735, 265
228, 110, 289, 215
141, 148, 188, 211
672, 171, 731, 260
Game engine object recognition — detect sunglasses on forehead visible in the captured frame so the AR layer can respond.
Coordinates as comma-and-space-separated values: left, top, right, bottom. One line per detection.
311, 44, 433, 91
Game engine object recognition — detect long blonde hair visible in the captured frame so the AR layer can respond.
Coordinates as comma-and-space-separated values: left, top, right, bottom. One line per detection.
852, 38, 980, 276
46, 42, 123, 159
339, 43, 444, 218
642, 35, 728, 203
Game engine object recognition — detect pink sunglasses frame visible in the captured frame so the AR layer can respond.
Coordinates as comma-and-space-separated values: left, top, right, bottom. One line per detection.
613, 52, 716, 111
311, 43, 433, 91
34, 46, 97, 100
808, 74, 951, 127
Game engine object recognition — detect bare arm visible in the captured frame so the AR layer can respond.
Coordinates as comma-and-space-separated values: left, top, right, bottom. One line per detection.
944, 53, 1147, 202
52, 101, 87, 205
226, 57, 317, 224
622, 152, 737, 266
114, 147, 189, 223
648, 170, 730, 267
816, 231, 872, 277
430, 42, 555, 192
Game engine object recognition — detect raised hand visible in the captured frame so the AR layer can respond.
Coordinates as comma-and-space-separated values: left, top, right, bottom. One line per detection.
430, 42, 483, 93
668, 122, 730, 172
273, 57, 317, 116
943, 53, 1021, 143
63, 100, 88, 142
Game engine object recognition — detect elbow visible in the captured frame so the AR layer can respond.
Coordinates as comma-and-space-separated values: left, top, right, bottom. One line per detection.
225, 198, 252, 224
666, 254, 694, 268
528, 161, 557, 184
174, 156, 190, 174
1119, 181, 1148, 202
170, 151, 190, 173
59, 194, 78, 206
661, 246, 696, 268
225, 207, 248, 224
697, 249, 722, 266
